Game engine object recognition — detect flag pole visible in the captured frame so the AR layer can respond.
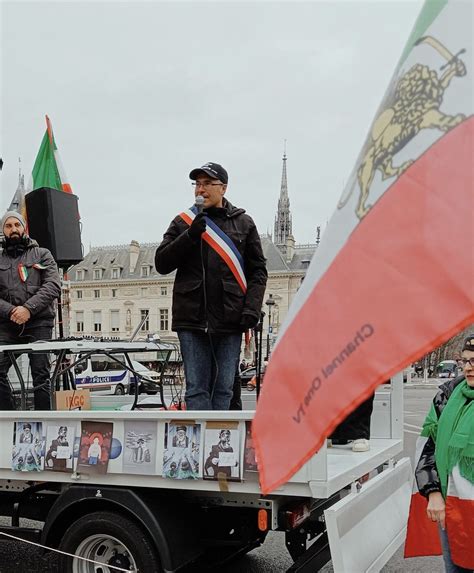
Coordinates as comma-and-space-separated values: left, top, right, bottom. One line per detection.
254, 312, 265, 400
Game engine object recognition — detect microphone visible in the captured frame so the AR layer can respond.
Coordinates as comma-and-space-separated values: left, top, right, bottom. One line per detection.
195, 195, 205, 214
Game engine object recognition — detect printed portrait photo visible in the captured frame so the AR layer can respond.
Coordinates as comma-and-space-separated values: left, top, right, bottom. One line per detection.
12, 421, 44, 472
123, 421, 157, 475
77, 421, 113, 475
244, 421, 258, 472
203, 422, 240, 481
162, 422, 201, 480
45, 424, 75, 472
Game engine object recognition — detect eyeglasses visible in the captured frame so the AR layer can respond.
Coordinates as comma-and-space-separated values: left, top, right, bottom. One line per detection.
459, 358, 474, 367
192, 182, 222, 189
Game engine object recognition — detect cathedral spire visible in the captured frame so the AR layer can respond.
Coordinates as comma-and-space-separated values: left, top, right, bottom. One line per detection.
6, 158, 26, 214
274, 143, 292, 247
17, 157, 25, 190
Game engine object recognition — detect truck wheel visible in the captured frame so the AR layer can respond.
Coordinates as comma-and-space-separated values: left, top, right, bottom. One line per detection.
114, 384, 125, 395
58, 510, 162, 573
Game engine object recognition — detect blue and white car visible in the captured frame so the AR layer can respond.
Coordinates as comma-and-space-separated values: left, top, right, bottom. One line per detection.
74, 354, 131, 396
129, 360, 161, 394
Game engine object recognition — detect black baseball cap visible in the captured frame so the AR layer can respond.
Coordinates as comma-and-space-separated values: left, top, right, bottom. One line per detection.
189, 162, 228, 184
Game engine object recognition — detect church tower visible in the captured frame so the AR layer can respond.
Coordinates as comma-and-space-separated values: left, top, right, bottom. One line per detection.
8, 161, 26, 212
274, 147, 293, 248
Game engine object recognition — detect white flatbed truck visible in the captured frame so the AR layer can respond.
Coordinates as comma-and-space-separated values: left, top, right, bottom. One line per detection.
0, 342, 412, 572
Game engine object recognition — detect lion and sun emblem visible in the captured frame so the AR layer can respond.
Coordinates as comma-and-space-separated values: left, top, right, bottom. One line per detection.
338, 36, 468, 220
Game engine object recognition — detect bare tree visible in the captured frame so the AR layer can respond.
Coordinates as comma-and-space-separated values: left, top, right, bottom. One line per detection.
415, 323, 473, 375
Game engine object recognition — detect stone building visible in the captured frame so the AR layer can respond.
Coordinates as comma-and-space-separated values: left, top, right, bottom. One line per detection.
66, 154, 317, 347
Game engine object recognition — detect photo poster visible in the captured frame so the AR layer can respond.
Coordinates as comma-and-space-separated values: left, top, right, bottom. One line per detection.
244, 421, 258, 472
12, 421, 44, 472
77, 421, 113, 475
123, 421, 157, 475
203, 421, 241, 481
44, 423, 76, 473
162, 421, 201, 480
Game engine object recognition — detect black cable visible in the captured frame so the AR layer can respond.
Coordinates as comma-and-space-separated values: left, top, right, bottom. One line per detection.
169, 344, 185, 408
168, 351, 184, 408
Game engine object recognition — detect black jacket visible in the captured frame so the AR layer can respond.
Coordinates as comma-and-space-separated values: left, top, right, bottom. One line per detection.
155, 199, 267, 334
415, 376, 466, 498
0, 237, 61, 327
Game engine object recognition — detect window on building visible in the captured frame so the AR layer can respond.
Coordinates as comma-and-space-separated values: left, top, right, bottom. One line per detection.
161, 286, 167, 296
93, 268, 102, 280
140, 309, 149, 331
76, 290, 83, 299
93, 311, 102, 332
94, 289, 100, 299
76, 270, 84, 281
141, 266, 149, 277
141, 287, 148, 297
159, 309, 169, 331
110, 310, 120, 332
76, 311, 84, 333
112, 289, 117, 298
111, 267, 120, 279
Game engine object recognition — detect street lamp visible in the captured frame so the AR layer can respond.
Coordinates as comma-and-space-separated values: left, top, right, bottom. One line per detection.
265, 294, 275, 361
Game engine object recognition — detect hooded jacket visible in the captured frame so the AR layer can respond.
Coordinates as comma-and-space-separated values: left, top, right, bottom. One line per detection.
155, 198, 267, 334
0, 236, 61, 327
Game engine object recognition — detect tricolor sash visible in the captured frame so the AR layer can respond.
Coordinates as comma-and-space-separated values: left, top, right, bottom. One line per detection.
179, 207, 247, 294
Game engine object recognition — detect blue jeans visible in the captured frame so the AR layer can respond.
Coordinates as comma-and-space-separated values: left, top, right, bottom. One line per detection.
178, 330, 242, 410
439, 526, 473, 573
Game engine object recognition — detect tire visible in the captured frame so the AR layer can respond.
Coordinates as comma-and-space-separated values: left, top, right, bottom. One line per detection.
114, 384, 125, 396
58, 510, 162, 573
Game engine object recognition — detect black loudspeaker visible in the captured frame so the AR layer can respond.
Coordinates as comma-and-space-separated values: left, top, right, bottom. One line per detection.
26, 187, 83, 266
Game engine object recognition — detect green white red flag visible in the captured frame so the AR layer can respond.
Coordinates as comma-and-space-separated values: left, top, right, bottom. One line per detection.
405, 412, 474, 568
30, 115, 73, 193
403, 435, 443, 559
253, 0, 474, 494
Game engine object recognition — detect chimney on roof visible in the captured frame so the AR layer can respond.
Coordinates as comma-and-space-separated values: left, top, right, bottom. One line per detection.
129, 240, 140, 273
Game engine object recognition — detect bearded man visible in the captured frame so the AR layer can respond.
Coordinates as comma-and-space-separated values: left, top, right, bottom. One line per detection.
0, 211, 61, 410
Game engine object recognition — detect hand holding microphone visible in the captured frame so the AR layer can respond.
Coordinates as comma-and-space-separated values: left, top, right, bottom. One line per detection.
189, 196, 206, 240
194, 195, 205, 214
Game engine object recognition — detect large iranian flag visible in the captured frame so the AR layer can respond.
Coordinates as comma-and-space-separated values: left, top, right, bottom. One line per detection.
30, 115, 73, 193
253, 0, 473, 494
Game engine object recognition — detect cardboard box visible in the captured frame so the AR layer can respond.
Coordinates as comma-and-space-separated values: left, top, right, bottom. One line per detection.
54, 389, 91, 411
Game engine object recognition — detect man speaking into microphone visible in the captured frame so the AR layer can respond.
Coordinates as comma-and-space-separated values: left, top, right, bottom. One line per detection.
155, 162, 267, 410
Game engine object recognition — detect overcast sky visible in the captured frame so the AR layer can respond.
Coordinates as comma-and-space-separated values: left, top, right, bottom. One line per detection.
1, 0, 423, 251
